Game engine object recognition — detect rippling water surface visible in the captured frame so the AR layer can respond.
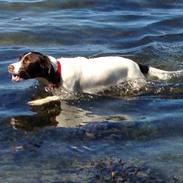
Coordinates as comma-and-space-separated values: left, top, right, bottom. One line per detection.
0, 0, 183, 182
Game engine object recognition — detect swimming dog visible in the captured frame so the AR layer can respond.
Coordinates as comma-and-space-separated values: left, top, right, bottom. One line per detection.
8, 52, 183, 105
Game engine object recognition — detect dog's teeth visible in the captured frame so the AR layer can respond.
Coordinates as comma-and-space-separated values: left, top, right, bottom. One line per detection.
12, 75, 22, 82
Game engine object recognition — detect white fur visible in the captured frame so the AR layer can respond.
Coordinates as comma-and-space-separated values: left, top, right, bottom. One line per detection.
28, 96, 60, 106
11, 61, 21, 75
11, 52, 31, 75
49, 56, 146, 93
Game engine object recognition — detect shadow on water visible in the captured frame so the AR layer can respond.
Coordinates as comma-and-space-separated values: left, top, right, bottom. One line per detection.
7, 80, 183, 138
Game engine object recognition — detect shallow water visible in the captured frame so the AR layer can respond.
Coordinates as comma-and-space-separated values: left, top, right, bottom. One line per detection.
0, 0, 183, 182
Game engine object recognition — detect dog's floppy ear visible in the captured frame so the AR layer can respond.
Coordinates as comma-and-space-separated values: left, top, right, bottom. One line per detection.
39, 55, 51, 71
29, 52, 51, 71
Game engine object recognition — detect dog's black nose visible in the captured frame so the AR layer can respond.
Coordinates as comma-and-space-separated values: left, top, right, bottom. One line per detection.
8, 64, 15, 73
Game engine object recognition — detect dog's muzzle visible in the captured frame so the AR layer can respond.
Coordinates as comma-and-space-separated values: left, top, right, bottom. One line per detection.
8, 64, 30, 81
8, 64, 15, 74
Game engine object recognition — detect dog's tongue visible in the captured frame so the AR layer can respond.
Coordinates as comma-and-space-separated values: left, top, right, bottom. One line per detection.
12, 75, 23, 82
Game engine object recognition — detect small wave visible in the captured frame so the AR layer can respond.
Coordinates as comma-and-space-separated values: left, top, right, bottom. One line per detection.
0, 0, 97, 11
95, 80, 183, 98
45, 79, 183, 102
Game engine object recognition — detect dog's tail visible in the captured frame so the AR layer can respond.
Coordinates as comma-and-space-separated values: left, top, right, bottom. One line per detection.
138, 64, 183, 80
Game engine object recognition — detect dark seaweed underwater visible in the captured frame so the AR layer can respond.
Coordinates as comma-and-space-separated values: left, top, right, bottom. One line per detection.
0, 0, 183, 182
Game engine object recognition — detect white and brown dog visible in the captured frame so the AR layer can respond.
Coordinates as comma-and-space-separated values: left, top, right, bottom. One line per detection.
8, 52, 183, 105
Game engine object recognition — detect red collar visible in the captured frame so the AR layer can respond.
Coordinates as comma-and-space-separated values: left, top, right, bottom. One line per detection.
56, 60, 61, 78
54, 60, 61, 87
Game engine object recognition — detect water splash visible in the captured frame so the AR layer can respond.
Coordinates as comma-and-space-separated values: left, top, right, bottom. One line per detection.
97, 80, 183, 98
40, 78, 183, 103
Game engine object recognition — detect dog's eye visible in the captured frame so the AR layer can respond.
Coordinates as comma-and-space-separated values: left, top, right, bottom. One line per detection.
22, 58, 30, 65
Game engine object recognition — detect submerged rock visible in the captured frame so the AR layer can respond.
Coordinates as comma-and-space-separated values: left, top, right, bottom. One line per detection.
87, 158, 179, 183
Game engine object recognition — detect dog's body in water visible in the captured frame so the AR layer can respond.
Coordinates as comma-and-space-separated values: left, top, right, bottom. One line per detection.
8, 52, 183, 105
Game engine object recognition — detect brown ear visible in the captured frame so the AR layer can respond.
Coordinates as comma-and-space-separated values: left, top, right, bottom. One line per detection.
39, 55, 51, 72
28, 52, 51, 71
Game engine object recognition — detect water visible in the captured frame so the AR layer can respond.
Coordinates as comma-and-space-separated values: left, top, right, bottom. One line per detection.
0, 0, 183, 182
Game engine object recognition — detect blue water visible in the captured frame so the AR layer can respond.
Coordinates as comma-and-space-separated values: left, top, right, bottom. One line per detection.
0, 0, 183, 182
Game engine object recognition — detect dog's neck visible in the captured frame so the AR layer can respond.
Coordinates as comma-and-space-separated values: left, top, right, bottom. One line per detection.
43, 55, 62, 88
48, 55, 58, 72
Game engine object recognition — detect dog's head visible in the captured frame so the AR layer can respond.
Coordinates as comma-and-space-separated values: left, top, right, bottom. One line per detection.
8, 52, 52, 82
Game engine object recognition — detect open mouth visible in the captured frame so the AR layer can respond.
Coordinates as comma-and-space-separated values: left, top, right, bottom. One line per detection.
11, 74, 23, 82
